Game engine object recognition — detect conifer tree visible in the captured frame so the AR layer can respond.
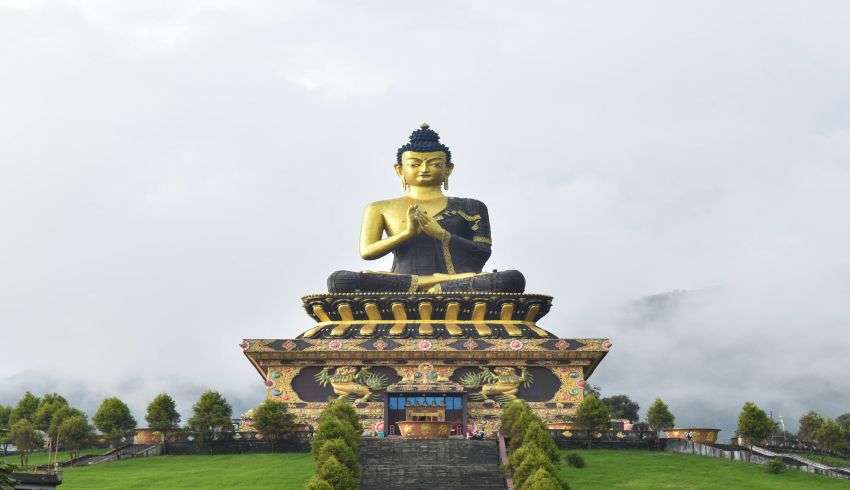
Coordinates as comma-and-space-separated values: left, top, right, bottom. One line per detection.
575, 395, 610, 449
646, 398, 675, 433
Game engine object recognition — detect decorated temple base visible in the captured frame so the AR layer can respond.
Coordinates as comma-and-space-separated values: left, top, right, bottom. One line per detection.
242, 292, 610, 437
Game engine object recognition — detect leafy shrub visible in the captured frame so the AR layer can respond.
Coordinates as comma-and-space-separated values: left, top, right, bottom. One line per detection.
565, 453, 585, 468
304, 476, 333, 490
765, 459, 785, 474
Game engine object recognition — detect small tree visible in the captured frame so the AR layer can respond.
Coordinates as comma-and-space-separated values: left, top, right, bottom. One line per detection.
32, 394, 68, 431
574, 395, 610, 449
9, 420, 43, 468
813, 419, 846, 457
836, 413, 850, 433
47, 406, 85, 451
9, 392, 40, 425
252, 400, 296, 450
0, 405, 11, 456
601, 394, 640, 422
646, 398, 675, 433
58, 415, 93, 459
145, 393, 181, 443
737, 402, 776, 445
798, 411, 824, 443
187, 391, 233, 447
93, 397, 137, 448
0, 406, 11, 429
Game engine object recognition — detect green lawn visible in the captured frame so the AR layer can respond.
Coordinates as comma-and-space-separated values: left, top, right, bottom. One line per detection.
9, 449, 848, 489
558, 449, 850, 489
61, 453, 314, 489
1, 448, 106, 468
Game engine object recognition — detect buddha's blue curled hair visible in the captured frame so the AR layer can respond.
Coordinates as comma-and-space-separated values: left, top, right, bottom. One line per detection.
396, 123, 452, 164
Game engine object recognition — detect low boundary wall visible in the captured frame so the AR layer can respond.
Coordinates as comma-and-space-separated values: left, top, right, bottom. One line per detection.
664, 440, 850, 480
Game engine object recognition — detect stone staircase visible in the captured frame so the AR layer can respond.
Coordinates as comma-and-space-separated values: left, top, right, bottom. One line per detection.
359, 439, 507, 490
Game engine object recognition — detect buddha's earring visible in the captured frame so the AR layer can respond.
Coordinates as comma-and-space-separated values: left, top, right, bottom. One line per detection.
443, 177, 449, 191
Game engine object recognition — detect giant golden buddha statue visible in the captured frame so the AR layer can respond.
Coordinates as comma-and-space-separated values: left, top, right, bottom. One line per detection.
328, 124, 525, 293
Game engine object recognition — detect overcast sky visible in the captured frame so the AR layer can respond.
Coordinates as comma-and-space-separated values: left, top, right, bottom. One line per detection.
2, 1, 849, 437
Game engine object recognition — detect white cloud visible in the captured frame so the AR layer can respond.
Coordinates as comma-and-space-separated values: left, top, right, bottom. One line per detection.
1, 1, 849, 436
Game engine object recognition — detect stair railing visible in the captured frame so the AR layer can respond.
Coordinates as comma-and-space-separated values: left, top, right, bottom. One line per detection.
497, 431, 514, 490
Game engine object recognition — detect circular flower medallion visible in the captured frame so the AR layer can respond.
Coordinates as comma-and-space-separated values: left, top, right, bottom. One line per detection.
569, 371, 579, 379
576, 380, 587, 389
328, 339, 343, 350
270, 371, 281, 379
239, 340, 250, 350
272, 389, 282, 396
509, 339, 524, 351
418, 339, 432, 350
570, 388, 580, 396
602, 340, 612, 349
264, 379, 275, 387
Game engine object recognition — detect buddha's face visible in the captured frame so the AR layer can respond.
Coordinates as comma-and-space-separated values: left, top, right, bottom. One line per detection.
395, 150, 452, 187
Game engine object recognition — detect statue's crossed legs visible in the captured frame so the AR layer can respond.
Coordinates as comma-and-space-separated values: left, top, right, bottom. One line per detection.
327, 270, 525, 293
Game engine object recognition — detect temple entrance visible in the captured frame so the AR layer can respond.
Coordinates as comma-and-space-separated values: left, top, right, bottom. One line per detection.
386, 393, 465, 437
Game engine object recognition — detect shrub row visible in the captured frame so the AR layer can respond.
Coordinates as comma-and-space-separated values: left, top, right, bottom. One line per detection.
502, 400, 569, 490
305, 399, 362, 490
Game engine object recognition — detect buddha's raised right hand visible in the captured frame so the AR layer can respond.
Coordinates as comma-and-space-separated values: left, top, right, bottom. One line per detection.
404, 204, 422, 237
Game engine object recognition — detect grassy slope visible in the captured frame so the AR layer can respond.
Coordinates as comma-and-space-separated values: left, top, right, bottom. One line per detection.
788, 451, 850, 469
558, 449, 850, 489
61, 453, 314, 489
12, 448, 845, 489
1, 448, 106, 467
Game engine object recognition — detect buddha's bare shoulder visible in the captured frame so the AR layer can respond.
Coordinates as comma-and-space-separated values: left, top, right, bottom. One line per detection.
364, 197, 408, 213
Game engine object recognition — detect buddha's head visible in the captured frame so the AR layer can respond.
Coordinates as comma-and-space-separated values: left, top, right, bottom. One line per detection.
395, 123, 453, 189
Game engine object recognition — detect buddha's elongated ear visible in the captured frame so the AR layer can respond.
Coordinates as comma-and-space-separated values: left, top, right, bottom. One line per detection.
393, 164, 403, 177
445, 164, 454, 177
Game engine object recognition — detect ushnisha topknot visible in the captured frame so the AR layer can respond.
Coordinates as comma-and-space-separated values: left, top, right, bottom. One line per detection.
396, 122, 452, 165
